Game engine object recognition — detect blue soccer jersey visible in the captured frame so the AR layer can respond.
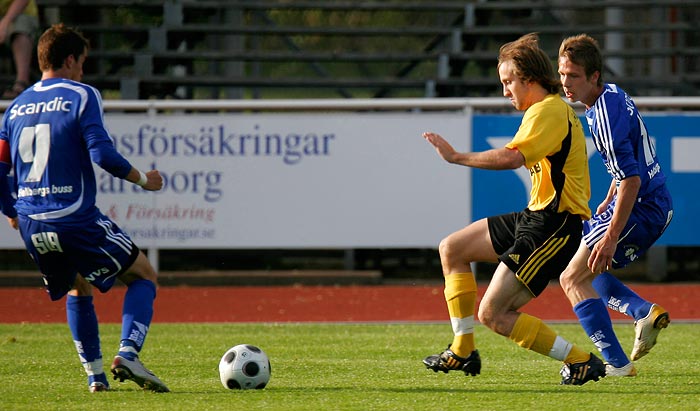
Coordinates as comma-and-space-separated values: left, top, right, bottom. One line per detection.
585, 83, 666, 197
0, 78, 131, 224
583, 83, 673, 267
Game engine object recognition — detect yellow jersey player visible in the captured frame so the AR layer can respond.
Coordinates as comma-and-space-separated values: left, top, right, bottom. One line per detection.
421, 33, 604, 385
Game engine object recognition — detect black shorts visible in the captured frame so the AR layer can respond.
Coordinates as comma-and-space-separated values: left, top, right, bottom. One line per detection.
488, 208, 583, 297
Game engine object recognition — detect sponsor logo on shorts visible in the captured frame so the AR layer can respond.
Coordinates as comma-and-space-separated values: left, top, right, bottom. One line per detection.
85, 267, 110, 282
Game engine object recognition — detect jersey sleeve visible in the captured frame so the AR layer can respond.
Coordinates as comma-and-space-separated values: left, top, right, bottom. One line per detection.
0, 139, 17, 218
80, 86, 132, 179
597, 93, 639, 181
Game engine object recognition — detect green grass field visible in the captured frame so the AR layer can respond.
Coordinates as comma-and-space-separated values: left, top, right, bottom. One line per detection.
1, 322, 699, 411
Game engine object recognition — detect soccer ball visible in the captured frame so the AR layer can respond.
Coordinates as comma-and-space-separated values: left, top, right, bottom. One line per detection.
218, 344, 271, 390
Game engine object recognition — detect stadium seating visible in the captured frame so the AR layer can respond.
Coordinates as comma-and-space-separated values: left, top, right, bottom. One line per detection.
1, 0, 696, 99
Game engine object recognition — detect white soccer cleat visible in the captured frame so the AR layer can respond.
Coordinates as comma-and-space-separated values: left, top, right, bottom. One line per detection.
631, 304, 670, 361
605, 362, 637, 377
89, 381, 110, 392
111, 355, 170, 392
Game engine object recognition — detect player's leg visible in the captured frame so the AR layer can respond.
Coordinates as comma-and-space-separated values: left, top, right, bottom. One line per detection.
560, 241, 635, 376
592, 272, 669, 360
16, 216, 110, 392
623, 191, 673, 360
583, 198, 672, 361
114, 253, 158, 363
67, 276, 110, 392
423, 218, 496, 375
112, 247, 169, 392
479, 263, 588, 361
593, 272, 653, 319
583, 202, 665, 321
483, 211, 604, 385
73, 216, 168, 392
584, 208, 656, 320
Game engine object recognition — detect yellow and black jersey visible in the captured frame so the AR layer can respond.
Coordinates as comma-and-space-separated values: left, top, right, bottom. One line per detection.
506, 94, 591, 219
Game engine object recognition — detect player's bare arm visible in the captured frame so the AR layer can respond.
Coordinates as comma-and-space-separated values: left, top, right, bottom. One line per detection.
588, 176, 641, 273
595, 179, 618, 215
422, 132, 524, 170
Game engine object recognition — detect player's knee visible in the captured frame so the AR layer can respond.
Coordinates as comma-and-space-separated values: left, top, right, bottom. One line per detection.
438, 235, 465, 267
437, 236, 450, 258
559, 266, 586, 296
477, 304, 497, 333
477, 305, 491, 328
559, 269, 574, 294
122, 252, 159, 285
70, 276, 94, 296
479, 302, 511, 336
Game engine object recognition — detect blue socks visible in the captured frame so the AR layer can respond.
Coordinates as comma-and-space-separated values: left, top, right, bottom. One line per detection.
119, 279, 156, 360
67, 279, 156, 388
593, 272, 652, 320
66, 295, 108, 386
574, 297, 629, 368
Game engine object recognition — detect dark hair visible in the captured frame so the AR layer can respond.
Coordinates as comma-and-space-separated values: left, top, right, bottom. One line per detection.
37, 23, 90, 72
559, 34, 603, 86
498, 33, 561, 94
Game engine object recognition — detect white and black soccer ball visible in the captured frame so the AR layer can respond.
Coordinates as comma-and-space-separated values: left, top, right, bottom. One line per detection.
219, 344, 271, 390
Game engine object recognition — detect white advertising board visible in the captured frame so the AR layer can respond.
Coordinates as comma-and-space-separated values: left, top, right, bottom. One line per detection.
0, 112, 472, 249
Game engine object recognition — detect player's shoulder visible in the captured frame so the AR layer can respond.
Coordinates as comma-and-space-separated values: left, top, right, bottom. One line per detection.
526, 94, 570, 119
33, 78, 101, 100
537, 93, 570, 110
596, 83, 638, 117
598, 83, 631, 104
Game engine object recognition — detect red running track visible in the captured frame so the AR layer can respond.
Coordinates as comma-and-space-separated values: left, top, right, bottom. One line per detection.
1, 283, 698, 323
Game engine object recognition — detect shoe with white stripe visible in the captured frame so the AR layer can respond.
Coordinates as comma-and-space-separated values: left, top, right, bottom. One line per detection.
605, 361, 637, 377
631, 304, 670, 361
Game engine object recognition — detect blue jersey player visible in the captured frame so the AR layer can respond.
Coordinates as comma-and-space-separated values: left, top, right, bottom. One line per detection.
557, 34, 673, 378
0, 24, 169, 392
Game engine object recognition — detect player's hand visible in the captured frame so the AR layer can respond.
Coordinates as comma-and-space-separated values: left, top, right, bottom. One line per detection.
588, 235, 615, 274
142, 170, 164, 191
595, 199, 611, 215
423, 132, 457, 163
6, 216, 18, 230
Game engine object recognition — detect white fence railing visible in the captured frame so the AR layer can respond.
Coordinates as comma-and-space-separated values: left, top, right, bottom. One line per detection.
2, 97, 699, 276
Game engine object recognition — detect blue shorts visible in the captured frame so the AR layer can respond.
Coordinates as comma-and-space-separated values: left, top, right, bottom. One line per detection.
583, 185, 673, 269
18, 213, 140, 301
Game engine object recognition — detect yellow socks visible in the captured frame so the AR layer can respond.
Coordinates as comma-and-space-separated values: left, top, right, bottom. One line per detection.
444, 273, 477, 357
509, 313, 590, 363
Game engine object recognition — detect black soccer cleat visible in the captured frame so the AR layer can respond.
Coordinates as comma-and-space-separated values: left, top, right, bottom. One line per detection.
560, 352, 606, 385
423, 346, 481, 376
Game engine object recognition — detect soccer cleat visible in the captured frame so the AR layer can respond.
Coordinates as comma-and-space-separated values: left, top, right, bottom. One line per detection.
88, 372, 110, 392
89, 381, 109, 392
631, 304, 670, 361
111, 355, 170, 392
423, 346, 481, 376
560, 353, 605, 385
605, 362, 637, 377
